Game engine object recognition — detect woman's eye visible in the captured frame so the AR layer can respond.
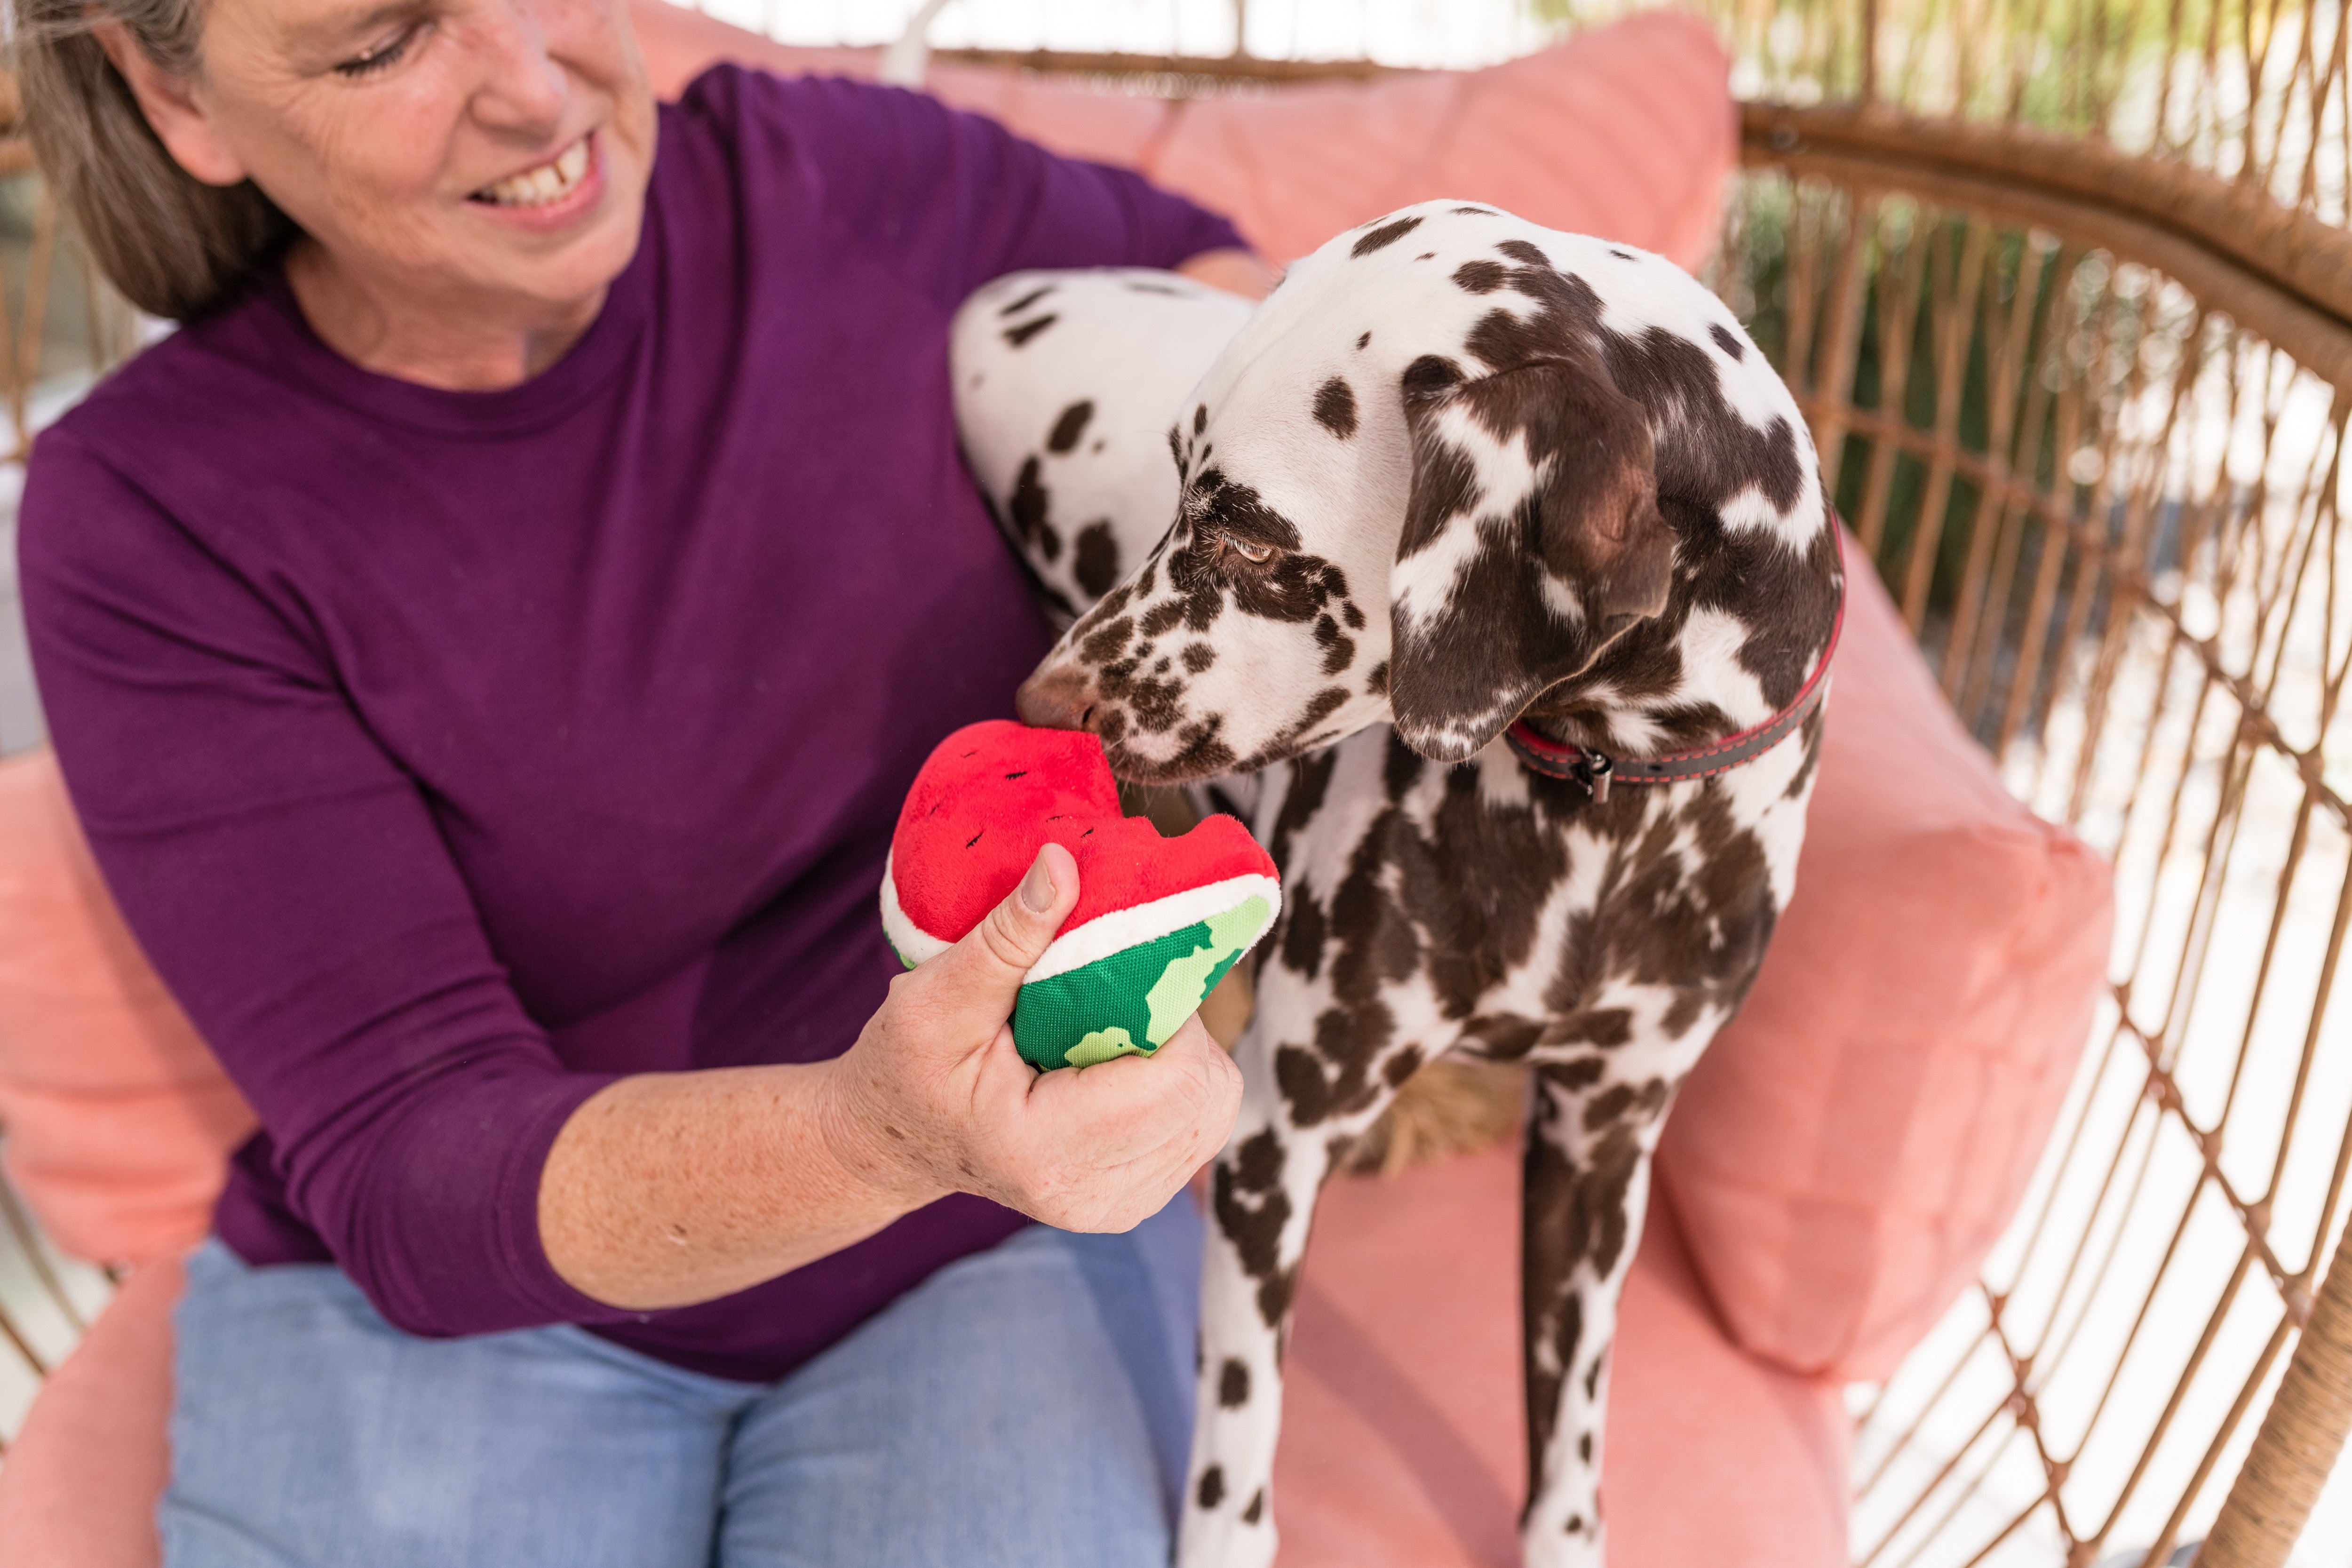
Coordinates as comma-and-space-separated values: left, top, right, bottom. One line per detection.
334, 28, 414, 76
1221, 533, 1274, 565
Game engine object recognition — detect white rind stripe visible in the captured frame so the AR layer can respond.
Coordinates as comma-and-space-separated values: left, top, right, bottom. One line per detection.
1025, 873, 1282, 982
879, 852, 953, 968
880, 852, 1281, 986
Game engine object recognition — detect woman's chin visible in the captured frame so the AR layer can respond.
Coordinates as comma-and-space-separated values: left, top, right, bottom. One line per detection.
463, 183, 648, 314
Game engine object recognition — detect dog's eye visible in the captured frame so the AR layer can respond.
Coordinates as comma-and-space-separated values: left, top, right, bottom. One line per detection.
1221, 533, 1275, 565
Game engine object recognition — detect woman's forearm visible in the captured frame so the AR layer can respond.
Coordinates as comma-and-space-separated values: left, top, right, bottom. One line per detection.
535, 847, 1241, 1315
537, 1061, 936, 1312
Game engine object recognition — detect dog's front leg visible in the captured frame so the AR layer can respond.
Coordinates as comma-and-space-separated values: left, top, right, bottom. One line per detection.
1180, 1017, 1422, 1567
1517, 1056, 1682, 1568
1178, 1072, 1326, 1568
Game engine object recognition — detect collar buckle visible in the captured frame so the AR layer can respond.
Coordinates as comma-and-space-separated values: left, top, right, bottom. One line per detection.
1580, 752, 1613, 804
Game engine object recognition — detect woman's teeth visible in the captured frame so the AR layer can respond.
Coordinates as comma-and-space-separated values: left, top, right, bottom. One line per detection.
473, 138, 591, 207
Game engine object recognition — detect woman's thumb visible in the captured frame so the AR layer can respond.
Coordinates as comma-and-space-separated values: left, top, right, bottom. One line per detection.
946, 842, 1079, 993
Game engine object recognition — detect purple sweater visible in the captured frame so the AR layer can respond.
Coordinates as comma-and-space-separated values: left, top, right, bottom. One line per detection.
21, 67, 1241, 1382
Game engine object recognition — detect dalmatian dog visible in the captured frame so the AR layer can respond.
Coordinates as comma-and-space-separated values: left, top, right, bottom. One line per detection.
949, 199, 1843, 1568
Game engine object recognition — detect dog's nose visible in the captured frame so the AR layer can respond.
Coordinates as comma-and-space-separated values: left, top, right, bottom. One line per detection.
1016, 665, 1096, 731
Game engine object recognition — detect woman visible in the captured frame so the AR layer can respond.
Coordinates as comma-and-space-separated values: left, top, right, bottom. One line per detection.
14, 0, 1264, 1560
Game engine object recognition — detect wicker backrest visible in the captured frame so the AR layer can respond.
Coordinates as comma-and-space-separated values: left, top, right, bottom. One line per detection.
1724, 100, 2352, 1568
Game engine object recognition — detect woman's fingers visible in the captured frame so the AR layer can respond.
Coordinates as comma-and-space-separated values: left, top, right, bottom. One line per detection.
995, 1013, 1242, 1229
908, 844, 1079, 1042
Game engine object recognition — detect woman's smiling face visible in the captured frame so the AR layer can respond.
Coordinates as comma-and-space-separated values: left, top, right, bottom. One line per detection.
121, 0, 655, 332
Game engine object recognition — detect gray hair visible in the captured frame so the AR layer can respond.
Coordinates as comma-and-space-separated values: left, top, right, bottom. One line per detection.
13, 0, 295, 320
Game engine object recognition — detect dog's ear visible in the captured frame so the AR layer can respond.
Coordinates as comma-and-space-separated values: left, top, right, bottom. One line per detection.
1386, 352, 1675, 764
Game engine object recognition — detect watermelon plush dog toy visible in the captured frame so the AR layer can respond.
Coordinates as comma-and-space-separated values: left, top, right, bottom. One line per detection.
882, 721, 1280, 1070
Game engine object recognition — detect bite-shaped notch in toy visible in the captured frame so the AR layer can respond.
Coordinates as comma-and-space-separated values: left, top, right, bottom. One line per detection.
881, 721, 1281, 1070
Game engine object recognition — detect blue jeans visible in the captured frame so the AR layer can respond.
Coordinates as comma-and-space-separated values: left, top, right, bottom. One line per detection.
162, 1197, 1203, 1567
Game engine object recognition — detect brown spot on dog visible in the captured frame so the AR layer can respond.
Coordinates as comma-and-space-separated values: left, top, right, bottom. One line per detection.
1212, 1129, 1294, 1329
1554, 1056, 1606, 1090
1198, 1466, 1226, 1510
1453, 259, 1507, 294
1073, 523, 1120, 598
1707, 322, 1745, 361
1460, 1012, 1543, 1059
1356, 330, 1372, 349
998, 285, 1053, 316
1219, 1358, 1251, 1408
1313, 376, 1358, 438
1242, 1489, 1266, 1525
1182, 642, 1217, 674
1002, 314, 1056, 348
1047, 399, 1095, 453
1351, 214, 1424, 257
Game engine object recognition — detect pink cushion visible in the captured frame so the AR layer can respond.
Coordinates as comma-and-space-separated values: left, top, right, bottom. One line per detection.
1653, 549, 2114, 1381
1279, 1146, 1848, 1567
0, 753, 254, 1266
0, 1153, 1844, 1568
0, 1255, 179, 1568
624, 1, 1737, 273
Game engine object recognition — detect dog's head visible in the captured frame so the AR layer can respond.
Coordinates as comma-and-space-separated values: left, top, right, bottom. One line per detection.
1017, 207, 1677, 781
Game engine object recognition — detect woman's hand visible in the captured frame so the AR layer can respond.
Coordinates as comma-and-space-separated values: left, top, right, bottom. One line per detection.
821, 843, 1245, 1233
541, 844, 1243, 1310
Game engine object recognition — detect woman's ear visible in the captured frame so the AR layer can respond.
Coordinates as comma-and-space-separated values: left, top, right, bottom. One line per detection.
1386, 352, 1675, 764
91, 19, 252, 188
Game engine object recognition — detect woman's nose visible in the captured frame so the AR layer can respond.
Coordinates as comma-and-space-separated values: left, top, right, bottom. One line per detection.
467, 0, 569, 135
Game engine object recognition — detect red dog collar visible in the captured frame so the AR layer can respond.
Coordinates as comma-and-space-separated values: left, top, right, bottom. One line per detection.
1504, 571, 1846, 804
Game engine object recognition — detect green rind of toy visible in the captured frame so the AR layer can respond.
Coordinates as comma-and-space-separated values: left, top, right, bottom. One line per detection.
1012, 893, 1273, 1070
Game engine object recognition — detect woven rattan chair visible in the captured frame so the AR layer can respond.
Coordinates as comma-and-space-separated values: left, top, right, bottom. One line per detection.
4, 3, 2351, 1564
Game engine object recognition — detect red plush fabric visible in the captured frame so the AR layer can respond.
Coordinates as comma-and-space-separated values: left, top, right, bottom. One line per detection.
0, 1155, 1849, 1568
1653, 549, 2113, 1381
888, 721, 1272, 943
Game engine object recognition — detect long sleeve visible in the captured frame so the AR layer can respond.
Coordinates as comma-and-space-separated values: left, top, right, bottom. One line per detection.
20, 435, 628, 1336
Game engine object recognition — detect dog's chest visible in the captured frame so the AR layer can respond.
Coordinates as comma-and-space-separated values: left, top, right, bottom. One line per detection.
1242, 716, 1820, 1124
